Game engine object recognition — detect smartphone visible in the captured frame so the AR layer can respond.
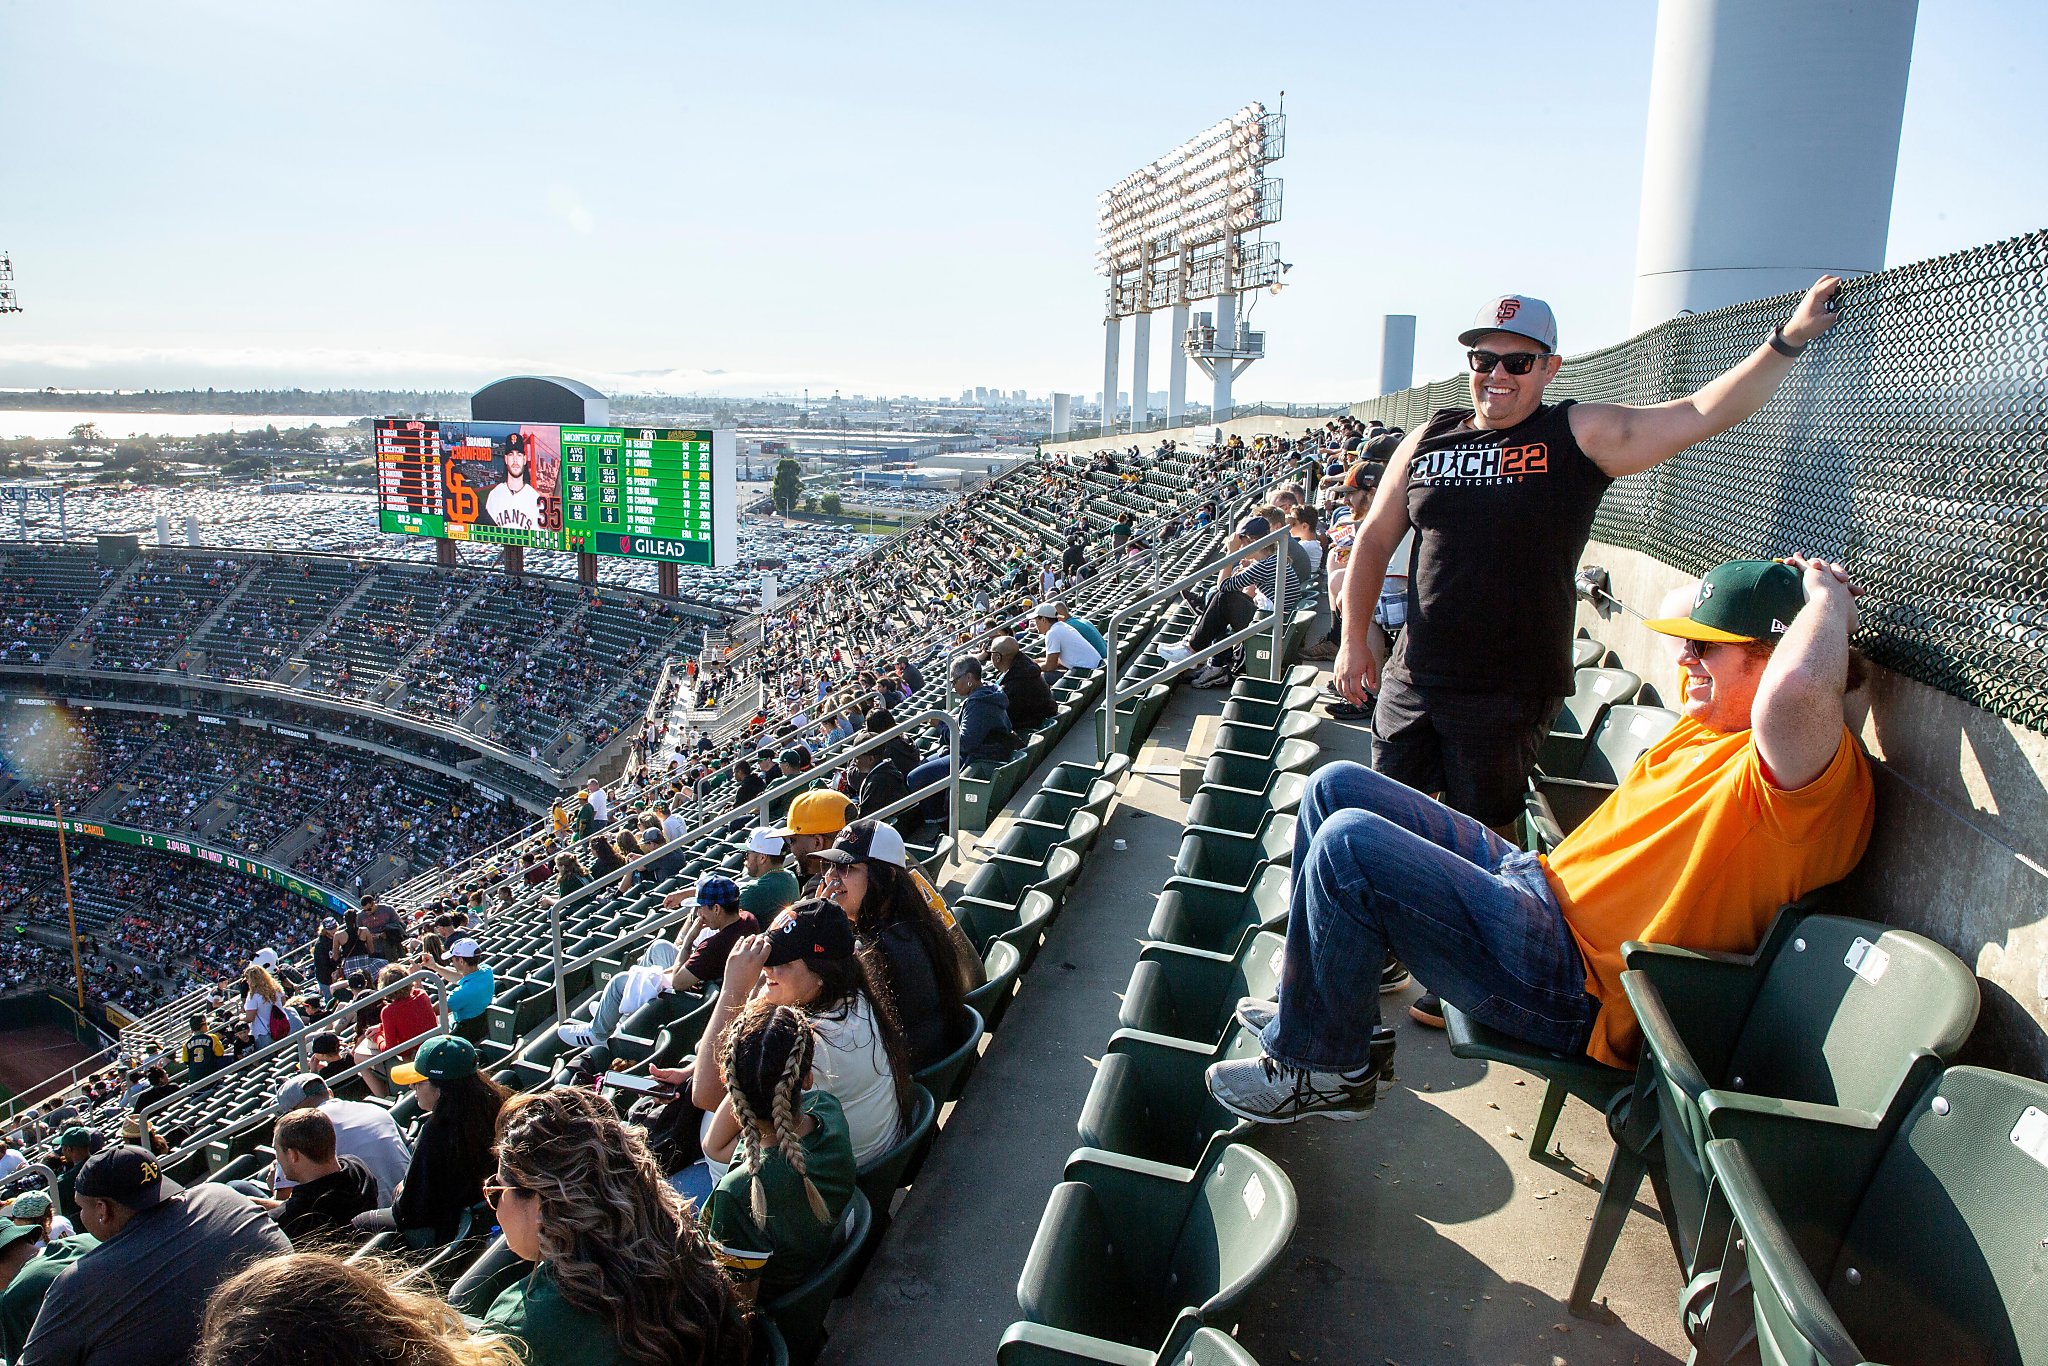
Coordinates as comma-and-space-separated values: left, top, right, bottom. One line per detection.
603, 1072, 677, 1098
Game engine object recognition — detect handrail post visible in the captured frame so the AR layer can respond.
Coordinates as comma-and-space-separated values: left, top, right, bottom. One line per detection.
551, 895, 567, 1023
1270, 537, 1290, 682
946, 703, 961, 849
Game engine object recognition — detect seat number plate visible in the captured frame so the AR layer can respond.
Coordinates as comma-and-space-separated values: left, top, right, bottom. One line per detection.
2010, 1107, 2048, 1172
1844, 937, 1890, 984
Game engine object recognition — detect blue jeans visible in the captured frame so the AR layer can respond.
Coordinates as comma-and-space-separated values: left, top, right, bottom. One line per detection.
1263, 762, 1598, 1070
905, 756, 952, 823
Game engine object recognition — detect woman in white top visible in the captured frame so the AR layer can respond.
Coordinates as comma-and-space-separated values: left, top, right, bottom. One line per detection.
242, 963, 289, 1041
662, 899, 914, 1189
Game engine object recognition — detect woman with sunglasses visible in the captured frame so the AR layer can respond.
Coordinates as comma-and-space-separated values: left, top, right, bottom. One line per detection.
482, 1088, 750, 1366
815, 820, 966, 1070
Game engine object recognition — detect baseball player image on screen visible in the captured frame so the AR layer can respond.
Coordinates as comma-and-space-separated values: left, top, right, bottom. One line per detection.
485, 431, 547, 531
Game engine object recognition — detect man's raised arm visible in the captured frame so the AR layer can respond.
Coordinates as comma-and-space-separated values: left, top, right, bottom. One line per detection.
1753, 556, 1863, 791
1571, 276, 1845, 478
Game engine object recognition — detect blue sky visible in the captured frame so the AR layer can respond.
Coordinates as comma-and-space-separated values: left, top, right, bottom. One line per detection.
0, 1, 2040, 401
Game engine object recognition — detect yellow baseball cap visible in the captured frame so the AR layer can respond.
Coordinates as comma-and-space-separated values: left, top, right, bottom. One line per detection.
768, 789, 851, 839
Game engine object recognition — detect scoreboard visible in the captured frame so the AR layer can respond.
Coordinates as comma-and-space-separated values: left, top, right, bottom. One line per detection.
375, 418, 737, 566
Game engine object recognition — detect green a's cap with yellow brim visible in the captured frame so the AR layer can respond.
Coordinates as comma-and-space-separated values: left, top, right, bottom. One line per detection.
389, 1035, 478, 1086
1643, 559, 1806, 645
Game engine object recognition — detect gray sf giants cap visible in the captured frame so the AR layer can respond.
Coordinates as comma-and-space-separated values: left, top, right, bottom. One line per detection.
1458, 294, 1559, 352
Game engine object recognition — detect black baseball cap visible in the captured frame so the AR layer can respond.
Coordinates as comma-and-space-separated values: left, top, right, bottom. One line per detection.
76, 1144, 180, 1211
762, 900, 856, 967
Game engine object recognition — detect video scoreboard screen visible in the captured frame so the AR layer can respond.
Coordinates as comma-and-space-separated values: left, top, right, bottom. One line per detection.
374, 418, 738, 566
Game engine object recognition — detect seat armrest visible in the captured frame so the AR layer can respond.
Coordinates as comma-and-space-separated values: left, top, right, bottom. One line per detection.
996, 1322, 1155, 1366
1700, 1140, 1866, 1366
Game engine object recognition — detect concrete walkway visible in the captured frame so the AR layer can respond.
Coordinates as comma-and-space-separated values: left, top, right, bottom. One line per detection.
822, 678, 1688, 1365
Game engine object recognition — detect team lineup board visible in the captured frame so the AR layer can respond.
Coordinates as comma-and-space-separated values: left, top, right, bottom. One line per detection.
375, 418, 737, 565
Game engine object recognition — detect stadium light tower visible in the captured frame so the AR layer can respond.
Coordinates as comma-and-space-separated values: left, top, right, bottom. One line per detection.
0, 254, 21, 314
1096, 102, 1285, 430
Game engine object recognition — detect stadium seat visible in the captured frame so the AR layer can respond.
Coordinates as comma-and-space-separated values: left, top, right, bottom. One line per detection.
1537, 667, 1643, 775
1216, 685, 1317, 730
956, 889, 1058, 972
912, 1005, 986, 1104
999, 1319, 1263, 1366
1011, 1142, 1296, 1356
766, 1188, 873, 1366
1443, 1001, 1632, 1167
1687, 1067, 2048, 1366
1200, 738, 1318, 798
1184, 771, 1306, 842
1168, 816, 1295, 899
1118, 934, 1284, 1048
1146, 864, 1290, 959
1570, 904, 1980, 1317
957, 848, 1080, 924
1571, 637, 1606, 671
854, 1083, 937, 1237
966, 938, 1023, 1031
1209, 710, 1320, 764
1078, 1025, 1261, 1171
1523, 704, 1681, 847
1225, 666, 1317, 705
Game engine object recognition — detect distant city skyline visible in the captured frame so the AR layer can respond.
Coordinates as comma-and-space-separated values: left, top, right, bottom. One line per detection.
1, 1, 2041, 404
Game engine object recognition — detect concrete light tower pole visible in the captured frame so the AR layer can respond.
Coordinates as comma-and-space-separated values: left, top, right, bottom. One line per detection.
1630, 0, 1918, 329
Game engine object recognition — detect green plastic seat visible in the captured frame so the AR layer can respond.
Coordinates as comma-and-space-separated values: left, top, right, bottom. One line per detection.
1216, 685, 1316, 730
1078, 1025, 1261, 1172
1211, 710, 1320, 764
1537, 666, 1642, 776
912, 1004, 986, 1105
1225, 666, 1317, 705
958, 847, 1080, 922
957, 888, 1058, 971
1570, 904, 1980, 1318
1524, 704, 1680, 848
1185, 772, 1306, 841
1011, 1142, 1296, 1357
1146, 864, 1290, 959
1200, 738, 1318, 798
999, 1319, 1263, 1366
966, 938, 1023, 1031
1118, 933, 1285, 1048
853, 1083, 937, 1235
1443, 999, 1633, 1166
1169, 815, 1295, 898
1690, 1066, 2048, 1366
1571, 636, 1605, 670
765, 1189, 872, 1366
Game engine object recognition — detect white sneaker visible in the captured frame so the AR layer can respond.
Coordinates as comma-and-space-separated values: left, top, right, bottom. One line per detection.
1157, 641, 1194, 663
556, 1023, 599, 1048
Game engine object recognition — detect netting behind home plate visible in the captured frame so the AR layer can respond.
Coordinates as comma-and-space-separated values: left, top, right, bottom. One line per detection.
1352, 230, 2048, 734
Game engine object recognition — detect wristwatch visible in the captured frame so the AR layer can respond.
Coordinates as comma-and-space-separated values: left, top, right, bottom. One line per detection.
1768, 324, 1807, 358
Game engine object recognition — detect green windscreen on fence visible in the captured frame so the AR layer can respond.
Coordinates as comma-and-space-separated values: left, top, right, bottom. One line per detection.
1351, 229, 2048, 735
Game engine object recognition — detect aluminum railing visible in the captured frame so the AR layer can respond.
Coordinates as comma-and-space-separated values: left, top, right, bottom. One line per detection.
1099, 522, 1295, 756
542, 705, 960, 1021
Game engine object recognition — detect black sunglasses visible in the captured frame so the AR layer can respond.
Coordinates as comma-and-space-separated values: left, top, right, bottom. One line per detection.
1466, 349, 1549, 376
483, 1175, 534, 1208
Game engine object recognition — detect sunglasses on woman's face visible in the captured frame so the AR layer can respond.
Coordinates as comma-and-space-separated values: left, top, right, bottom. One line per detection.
1466, 349, 1548, 376
483, 1175, 534, 1209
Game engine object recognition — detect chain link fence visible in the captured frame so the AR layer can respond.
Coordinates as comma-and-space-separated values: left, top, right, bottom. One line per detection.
1350, 229, 2048, 735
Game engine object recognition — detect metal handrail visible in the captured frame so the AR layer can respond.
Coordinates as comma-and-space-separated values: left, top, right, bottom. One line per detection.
1099, 522, 1296, 755
137, 968, 451, 1128
544, 705, 960, 1021
157, 972, 464, 1176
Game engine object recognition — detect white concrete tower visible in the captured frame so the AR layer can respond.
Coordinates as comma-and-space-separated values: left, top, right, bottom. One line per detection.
1100, 309, 1120, 431
1129, 311, 1151, 431
1166, 303, 1189, 425
1630, 0, 1918, 330
1378, 314, 1417, 395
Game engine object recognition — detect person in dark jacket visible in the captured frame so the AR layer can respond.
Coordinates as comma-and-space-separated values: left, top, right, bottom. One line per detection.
351, 1037, 506, 1245
819, 821, 966, 1070
268, 1109, 377, 1246
905, 656, 1014, 824
989, 635, 1056, 732
850, 745, 913, 831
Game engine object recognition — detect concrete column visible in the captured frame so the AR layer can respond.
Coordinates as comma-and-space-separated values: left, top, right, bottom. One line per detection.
1211, 291, 1237, 417
1129, 312, 1151, 432
1378, 314, 1417, 395
1167, 303, 1189, 426
1630, 0, 1918, 330
1100, 314, 1120, 433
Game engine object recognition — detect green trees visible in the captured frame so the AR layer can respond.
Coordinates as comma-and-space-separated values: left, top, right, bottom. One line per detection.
821, 492, 843, 516
772, 457, 803, 515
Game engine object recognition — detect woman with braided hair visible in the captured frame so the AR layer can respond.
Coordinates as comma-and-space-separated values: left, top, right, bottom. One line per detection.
483, 1087, 751, 1366
700, 1000, 857, 1303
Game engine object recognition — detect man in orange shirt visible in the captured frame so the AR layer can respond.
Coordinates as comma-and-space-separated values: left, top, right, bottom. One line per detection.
1207, 556, 1873, 1124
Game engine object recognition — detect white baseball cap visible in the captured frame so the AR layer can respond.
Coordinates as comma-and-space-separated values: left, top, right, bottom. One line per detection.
447, 938, 482, 960
747, 827, 786, 856
251, 949, 278, 968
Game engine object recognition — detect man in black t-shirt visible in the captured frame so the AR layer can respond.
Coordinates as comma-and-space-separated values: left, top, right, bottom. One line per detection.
1334, 277, 1845, 1020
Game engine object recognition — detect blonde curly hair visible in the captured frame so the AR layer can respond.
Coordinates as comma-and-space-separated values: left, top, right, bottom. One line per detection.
199, 1252, 520, 1366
